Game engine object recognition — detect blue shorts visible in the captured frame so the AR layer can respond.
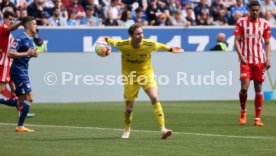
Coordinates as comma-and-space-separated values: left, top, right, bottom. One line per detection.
13, 78, 32, 96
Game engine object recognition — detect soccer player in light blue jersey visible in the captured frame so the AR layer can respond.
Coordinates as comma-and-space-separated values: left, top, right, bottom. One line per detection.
8, 16, 39, 132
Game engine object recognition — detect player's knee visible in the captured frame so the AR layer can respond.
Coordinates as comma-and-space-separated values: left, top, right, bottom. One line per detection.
240, 88, 248, 94
26, 97, 33, 103
126, 107, 133, 114
255, 88, 262, 93
0, 85, 5, 92
150, 96, 159, 104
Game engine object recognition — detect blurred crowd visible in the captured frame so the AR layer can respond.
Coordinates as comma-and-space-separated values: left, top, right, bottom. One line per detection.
0, 0, 276, 27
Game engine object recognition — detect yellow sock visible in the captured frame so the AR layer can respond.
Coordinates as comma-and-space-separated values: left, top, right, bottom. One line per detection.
124, 112, 133, 131
153, 102, 165, 129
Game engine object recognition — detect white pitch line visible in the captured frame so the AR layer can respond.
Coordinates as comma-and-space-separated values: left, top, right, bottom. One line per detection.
0, 122, 275, 140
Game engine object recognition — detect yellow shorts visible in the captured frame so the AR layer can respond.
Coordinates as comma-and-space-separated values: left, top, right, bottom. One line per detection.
124, 74, 157, 101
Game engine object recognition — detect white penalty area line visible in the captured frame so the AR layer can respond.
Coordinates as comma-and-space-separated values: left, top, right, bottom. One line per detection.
0, 122, 275, 140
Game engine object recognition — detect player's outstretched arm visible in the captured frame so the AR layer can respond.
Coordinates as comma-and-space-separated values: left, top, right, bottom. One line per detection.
7, 21, 22, 32
8, 48, 39, 58
170, 47, 184, 53
99, 37, 116, 47
157, 42, 184, 53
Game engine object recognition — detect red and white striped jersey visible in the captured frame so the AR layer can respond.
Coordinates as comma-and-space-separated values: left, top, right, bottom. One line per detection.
234, 16, 271, 64
0, 24, 13, 82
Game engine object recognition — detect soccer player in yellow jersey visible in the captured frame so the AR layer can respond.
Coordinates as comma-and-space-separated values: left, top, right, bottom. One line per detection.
103, 23, 183, 139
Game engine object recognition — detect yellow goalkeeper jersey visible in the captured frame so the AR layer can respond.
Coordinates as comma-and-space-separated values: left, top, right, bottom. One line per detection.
107, 38, 171, 76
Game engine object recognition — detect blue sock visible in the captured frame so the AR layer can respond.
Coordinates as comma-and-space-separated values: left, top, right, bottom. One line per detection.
18, 101, 31, 127
0, 98, 18, 107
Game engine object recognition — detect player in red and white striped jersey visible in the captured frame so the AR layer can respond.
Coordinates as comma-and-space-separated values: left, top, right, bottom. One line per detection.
234, 0, 271, 126
0, 11, 21, 97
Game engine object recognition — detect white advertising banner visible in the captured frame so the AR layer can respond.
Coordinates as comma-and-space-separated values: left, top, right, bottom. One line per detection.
14, 52, 276, 102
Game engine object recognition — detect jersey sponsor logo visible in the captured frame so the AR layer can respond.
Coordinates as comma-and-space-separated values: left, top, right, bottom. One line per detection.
126, 58, 144, 64
11, 41, 18, 48
245, 33, 260, 38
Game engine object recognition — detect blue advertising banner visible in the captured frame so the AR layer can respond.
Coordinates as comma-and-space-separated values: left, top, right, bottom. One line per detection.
12, 27, 276, 52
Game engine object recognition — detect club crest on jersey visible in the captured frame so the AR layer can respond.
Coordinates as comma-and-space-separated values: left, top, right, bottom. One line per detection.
139, 54, 147, 58
11, 42, 18, 48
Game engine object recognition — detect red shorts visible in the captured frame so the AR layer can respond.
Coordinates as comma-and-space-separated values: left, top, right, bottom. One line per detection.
0, 65, 11, 83
240, 63, 265, 82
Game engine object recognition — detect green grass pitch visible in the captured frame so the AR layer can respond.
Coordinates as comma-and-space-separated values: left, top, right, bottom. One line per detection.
0, 100, 276, 156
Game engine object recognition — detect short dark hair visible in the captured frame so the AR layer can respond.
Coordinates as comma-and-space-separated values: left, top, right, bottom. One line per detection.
3, 11, 16, 19
249, 0, 260, 8
128, 23, 142, 35
135, 7, 143, 13
21, 16, 36, 27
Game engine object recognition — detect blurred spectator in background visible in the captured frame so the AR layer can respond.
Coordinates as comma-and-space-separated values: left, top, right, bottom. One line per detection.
194, 0, 210, 19
210, 0, 226, 21
27, 0, 46, 25
153, 12, 172, 26
66, 0, 85, 19
83, 0, 104, 19
170, 9, 190, 26
0, 11, 3, 24
157, 0, 169, 10
228, 10, 242, 25
210, 32, 228, 51
261, 0, 276, 17
102, 9, 118, 26
230, 0, 248, 18
215, 9, 229, 25
47, 6, 67, 26
221, 0, 236, 9
121, 0, 148, 11
53, 0, 68, 20
264, 11, 276, 25
167, 0, 182, 16
43, 0, 54, 8
196, 8, 214, 25
1, 0, 17, 13
183, 6, 196, 25
107, 0, 123, 20
34, 30, 47, 53
62, 0, 70, 8
119, 8, 134, 27
2, 6, 14, 13
11, 0, 29, 11
67, 8, 79, 26
43, 0, 54, 17
177, 0, 191, 8
80, 5, 100, 26
40, 12, 48, 25
18, 8, 27, 20
133, 7, 147, 26
146, 0, 161, 25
